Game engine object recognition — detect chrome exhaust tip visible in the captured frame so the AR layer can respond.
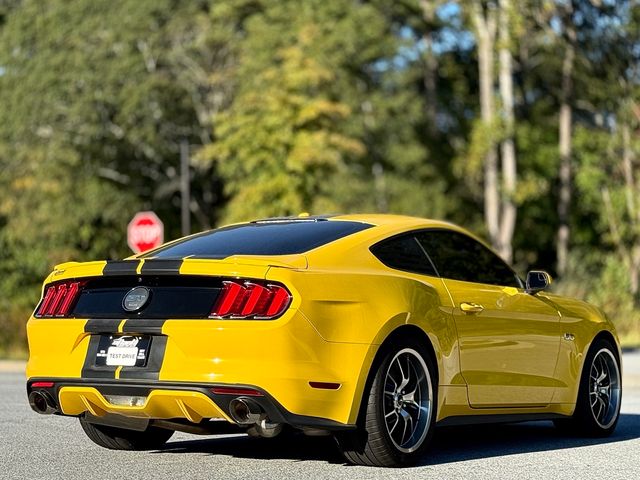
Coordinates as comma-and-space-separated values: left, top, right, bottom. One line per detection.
229, 397, 264, 425
28, 390, 57, 415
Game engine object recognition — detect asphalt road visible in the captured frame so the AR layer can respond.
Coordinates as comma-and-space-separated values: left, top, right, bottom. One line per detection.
2, 353, 639, 480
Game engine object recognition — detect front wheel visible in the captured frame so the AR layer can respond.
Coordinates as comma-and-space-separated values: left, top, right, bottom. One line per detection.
336, 341, 437, 467
554, 338, 622, 437
79, 417, 174, 450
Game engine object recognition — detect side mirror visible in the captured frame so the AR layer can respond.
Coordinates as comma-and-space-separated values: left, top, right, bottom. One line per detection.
525, 270, 552, 294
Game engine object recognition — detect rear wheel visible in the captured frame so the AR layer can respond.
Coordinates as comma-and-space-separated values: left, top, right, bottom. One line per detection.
79, 417, 174, 450
336, 340, 437, 467
554, 338, 621, 437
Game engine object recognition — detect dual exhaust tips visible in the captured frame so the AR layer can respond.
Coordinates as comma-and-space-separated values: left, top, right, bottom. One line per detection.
29, 389, 264, 421
29, 390, 283, 438
28, 390, 58, 415
229, 397, 282, 438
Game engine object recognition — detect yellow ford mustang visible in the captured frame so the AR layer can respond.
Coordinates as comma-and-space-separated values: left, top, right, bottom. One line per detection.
26, 214, 622, 466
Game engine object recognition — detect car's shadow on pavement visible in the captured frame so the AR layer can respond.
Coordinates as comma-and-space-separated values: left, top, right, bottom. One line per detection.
154, 413, 640, 466
422, 413, 640, 466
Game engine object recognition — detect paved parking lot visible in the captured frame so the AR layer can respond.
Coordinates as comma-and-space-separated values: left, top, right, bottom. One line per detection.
1, 352, 639, 480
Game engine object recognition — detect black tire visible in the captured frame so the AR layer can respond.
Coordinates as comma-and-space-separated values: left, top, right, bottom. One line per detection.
79, 417, 174, 450
335, 339, 437, 467
553, 338, 621, 437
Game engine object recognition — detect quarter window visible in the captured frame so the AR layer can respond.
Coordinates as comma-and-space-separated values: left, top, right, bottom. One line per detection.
370, 234, 437, 277
416, 230, 521, 287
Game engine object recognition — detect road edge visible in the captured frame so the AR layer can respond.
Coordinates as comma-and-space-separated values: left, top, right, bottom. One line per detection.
0, 360, 26, 373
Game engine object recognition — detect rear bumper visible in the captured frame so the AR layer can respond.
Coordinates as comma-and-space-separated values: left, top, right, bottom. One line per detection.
26, 378, 357, 431
27, 260, 380, 426
26, 305, 374, 425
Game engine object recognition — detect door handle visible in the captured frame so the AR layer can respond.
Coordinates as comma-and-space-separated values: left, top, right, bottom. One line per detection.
460, 302, 484, 314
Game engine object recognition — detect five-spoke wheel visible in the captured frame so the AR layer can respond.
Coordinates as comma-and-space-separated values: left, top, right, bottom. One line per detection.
554, 338, 621, 437
335, 339, 437, 467
382, 348, 433, 453
588, 348, 621, 429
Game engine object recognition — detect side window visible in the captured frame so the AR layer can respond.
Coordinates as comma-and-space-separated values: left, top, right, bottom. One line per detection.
370, 234, 437, 277
416, 230, 521, 288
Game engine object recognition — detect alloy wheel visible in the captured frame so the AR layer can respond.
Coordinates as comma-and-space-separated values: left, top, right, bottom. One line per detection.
589, 348, 621, 429
382, 348, 433, 453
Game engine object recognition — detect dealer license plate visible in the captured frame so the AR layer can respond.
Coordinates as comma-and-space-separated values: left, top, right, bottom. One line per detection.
95, 335, 150, 368
106, 346, 138, 366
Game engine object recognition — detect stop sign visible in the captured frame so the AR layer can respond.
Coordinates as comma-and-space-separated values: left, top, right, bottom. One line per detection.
127, 211, 164, 253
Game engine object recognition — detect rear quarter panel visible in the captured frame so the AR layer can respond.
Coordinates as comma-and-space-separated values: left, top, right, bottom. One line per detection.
268, 229, 462, 423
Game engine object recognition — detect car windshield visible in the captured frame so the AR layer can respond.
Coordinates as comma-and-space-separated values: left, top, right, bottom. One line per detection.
144, 219, 373, 259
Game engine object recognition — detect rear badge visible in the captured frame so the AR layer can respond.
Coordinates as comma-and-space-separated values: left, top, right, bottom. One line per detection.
122, 286, 150, 312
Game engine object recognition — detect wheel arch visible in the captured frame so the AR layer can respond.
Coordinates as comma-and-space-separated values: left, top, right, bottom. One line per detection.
591, 329, 620, 361
569, 328, 622, 408
348, 324, 439, 425
375, 325, 438, 379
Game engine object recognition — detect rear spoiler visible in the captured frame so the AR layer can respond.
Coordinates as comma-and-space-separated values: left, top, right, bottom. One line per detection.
47, 255, 307, 284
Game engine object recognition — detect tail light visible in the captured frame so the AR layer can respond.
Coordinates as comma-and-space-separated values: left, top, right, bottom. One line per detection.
36, 281, 85, 318
210, 280, 291, 319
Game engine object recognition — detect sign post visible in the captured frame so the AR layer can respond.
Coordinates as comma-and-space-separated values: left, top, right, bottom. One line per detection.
127, 211, 164, 254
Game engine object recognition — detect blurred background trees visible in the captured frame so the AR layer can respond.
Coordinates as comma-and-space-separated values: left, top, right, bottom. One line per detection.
0, 0, 639, 354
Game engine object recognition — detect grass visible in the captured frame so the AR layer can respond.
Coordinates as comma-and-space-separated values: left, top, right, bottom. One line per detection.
0, 345, 28, 360
620, 331, 640, 350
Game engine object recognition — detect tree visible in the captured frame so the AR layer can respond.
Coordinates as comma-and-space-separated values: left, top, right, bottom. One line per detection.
556, 0, 576, 277
204, 22, 365, 221
204, 0, 450, 222
497, 0, 517, 263
466, 0, 519, 262
469, 1, 500, 252
0, 0, 233, 353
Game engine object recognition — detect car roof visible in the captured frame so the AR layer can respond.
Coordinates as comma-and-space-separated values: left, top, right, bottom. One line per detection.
138, 213, 489, 264
245, 213, 476, 245
304, 213, 496, 260
328, 213, 456, 230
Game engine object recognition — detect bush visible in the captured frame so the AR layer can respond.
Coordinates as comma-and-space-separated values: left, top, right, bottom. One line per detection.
555, 252, 640, 348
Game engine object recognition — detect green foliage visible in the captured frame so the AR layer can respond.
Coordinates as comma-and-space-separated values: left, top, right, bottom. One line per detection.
201, 0, 450, 222
555, 252, 640, 347
203, 19, 365, 221
0, 0, 640, 353
0, 0, 224, 354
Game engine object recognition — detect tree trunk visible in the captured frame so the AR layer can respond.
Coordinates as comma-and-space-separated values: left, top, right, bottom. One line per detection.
497, 0, 517, 263
557, 3, 576, 277
420, 0, 438, 138
471, 2, 499, 247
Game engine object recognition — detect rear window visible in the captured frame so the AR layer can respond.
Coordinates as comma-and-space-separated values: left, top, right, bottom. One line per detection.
145, 220, 373, 259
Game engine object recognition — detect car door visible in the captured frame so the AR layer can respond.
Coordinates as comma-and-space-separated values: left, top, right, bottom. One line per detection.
416, 230, 562, 408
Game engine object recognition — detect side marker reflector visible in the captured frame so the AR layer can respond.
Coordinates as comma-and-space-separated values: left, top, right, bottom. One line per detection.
211, 387, 264, 397
31, 382, 54, 388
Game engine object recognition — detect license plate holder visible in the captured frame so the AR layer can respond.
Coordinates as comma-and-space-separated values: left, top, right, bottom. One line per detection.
95, 335, 151, 368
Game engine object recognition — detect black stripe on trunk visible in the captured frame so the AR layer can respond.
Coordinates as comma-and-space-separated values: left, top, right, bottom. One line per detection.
121, 318, 166, 335
102, 260, 140, 276
84, 318, 122, 333
118, 335, 168, 381
81, 335, 118, 379
140, 259, 183, 275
